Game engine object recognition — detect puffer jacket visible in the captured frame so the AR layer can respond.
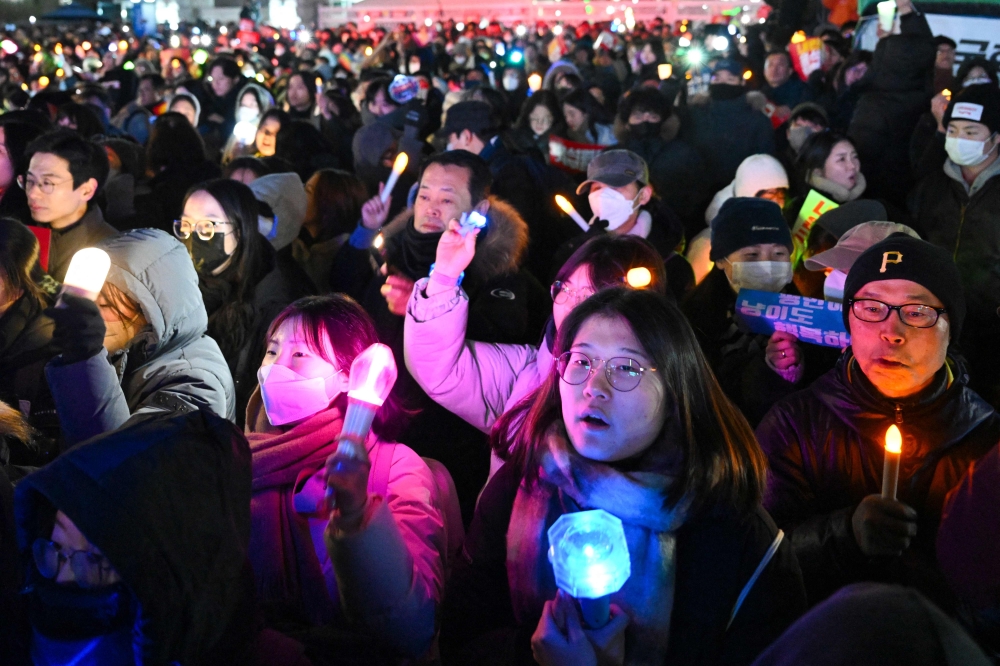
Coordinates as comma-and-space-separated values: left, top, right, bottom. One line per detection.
912, 157, 1000, 406
847, 11, 935, 208
45, 229, 236, 448
756, 350, 1000, 605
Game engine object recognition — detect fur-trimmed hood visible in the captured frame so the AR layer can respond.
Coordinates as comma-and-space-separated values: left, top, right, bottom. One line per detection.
381, 195, 529, 284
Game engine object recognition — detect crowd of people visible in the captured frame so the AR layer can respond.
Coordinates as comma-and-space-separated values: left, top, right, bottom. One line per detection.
0, 2, 999, 664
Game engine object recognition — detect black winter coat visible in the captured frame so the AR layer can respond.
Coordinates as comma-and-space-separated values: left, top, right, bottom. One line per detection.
757, 351, 1000, 606
440, 461, 807, 666
847, 12, 935, 208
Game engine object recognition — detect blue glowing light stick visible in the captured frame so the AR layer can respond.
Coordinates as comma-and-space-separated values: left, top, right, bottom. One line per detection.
325, 343, 398, 505
458, 211, 487, 237
547, 509, 631, 628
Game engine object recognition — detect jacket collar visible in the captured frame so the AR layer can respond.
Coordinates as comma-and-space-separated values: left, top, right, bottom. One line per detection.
943, 154, 1000, 197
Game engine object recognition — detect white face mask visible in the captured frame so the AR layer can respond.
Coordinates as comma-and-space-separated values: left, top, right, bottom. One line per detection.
236, 106, 259, 123
963, 77, 993, 87
257, 363, 342, 426
502, 75, 519, 91
588, 187, 639, 230
729, 260, 793, 293
945, 134, 997, 167
823, 268, 847, 302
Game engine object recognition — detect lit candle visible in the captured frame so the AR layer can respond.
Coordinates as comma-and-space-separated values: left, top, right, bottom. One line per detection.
626, 267, 652, 289
881, 424, 902, 500
61, 248, 111, 302
548, 509, 631, 629
380, 152, 409, 203
941, 88, 952, 101
555, 195, 590, 232
326, 343, 398, 504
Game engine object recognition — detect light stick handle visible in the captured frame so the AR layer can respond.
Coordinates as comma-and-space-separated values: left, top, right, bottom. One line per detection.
325, 398, 378, 504
578, 596, 610, 629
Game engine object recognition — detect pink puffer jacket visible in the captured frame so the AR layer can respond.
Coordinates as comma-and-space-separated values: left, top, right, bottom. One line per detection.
404, 279, 552, 435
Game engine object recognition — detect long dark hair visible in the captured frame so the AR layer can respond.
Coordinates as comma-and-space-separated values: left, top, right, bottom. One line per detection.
795, 130, 854, 185
561, 88, 610, 137
0, 217, 47, 308
554, 235, 668, 297
303, 169, 367, 240
146, 112, 207, 173
491, 288, 767, 518
265, 295, 406, 439
183, 179, 272, 363
515, 90, 566, 136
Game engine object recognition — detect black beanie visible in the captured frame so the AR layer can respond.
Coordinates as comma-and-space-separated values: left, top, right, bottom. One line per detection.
843, 235, 965, 339
709, 198, 792, 261
943, 84, 1000, 135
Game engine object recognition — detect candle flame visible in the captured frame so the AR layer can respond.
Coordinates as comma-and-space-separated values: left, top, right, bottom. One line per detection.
392, 152, 408, 174
555, 194, 575, 215
885, 424, 902, 454
626, 267, 652, 289
941, 89, 952, 100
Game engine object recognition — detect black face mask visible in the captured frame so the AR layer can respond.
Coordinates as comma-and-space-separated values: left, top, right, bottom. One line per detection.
709, 83, 746, 101
27, 577, 135, 641
384, 220, 443, 281
629, 121, 662, 140
189, 234, 230, 275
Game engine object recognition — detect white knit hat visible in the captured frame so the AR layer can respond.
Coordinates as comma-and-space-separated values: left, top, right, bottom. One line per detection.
733, 154, 789, 197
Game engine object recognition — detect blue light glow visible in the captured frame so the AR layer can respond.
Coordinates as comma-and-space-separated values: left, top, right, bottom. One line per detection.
547, 509, 630, 598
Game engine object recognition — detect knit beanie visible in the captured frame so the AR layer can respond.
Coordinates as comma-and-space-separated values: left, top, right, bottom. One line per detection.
709, 197, 792, 261
843, 235, 965, 339
943, 84, 1000, 135
733, 155, 789, 197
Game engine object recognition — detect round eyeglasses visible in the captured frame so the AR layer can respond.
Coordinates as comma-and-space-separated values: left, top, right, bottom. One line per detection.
173, 218, 233, 241
556, 351, 656, 392
848, 299, 947, 329
550, 281, 596, 306
32, 538, 114, 589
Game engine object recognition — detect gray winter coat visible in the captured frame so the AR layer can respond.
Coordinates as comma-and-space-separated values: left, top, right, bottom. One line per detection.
45, 229, 235, 447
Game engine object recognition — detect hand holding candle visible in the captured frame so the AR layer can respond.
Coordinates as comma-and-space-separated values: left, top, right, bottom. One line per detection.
555, 195, 590, 232
325, 343, 398, 507
379, 152, 409, 203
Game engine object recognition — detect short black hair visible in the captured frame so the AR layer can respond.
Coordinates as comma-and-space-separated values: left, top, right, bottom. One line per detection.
418, 150, 493, 204
224, 156, 269, 179
933, 35, 957, 49
25, 129, 109, 192
617, 87, 671, 124
789, 104, 829, 128
765, 50, 793, 67
139, 73, 167, 91
208, 57, 241, 80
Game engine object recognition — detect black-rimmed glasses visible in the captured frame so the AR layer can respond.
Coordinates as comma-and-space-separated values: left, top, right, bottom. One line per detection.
848, 299, 947, 329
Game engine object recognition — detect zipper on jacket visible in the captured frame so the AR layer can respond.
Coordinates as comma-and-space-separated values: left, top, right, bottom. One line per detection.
895, 403, 903, 425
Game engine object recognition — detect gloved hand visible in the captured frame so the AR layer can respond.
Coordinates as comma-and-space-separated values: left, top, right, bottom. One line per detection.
45, 292, 107, 364
852, 494, 918, 557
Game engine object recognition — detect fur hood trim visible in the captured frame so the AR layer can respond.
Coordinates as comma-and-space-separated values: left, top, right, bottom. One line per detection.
381, 195, 529, 283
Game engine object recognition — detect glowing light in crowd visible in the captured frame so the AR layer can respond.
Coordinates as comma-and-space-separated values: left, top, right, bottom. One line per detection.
678, 36, 691, 47
516, 24, 527, 36
56, 68, 65, 77
233, 121, 257, 145
29, 16, 36, 24
658, 63, 672, 79
555, 195, 590, 231
81, 41, 92, 51
552, 24, 563, 35
34, 44, 41, 51
256, 73, 266, 83
193, 49, 209, 64
743, 70, 753, 80
711, 35, 729, 51
364, 46, 373, 56
606, 5, 615, 13
373, 233, 384, 250
479, 18, 489, 29
363, 14, 371, 22
728, 24, 737, 35
626, 267, 652, 289
456, 22, 465, 31
63, 249, 112, 301
942, 89, 952, 100
424, 18, 433, 26
38, 76, 50, 87
347, 343, 398, 407
299, 30, 311, 42
219, 26, 228, 35
170, 35, 180, 48
496, 42, 506, 56
528, 72, 542, 91
0, 40, 17, 55
109, 42, 118, 52
686, 48, 704, 65
55, 43, 63, 55
790, 30, 806, 44
119, 40, 129, 52
509, 50, 523, 64
882, 425, 902, 499
548, 510, 631, 627
380, 152, 409, 203
123, 61, 135, 70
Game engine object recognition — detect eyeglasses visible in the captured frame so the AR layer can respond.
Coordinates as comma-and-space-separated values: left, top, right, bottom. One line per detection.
173, 218, 233, 241
17, 175, 68, 194
32, 538, 114, 589
551, 281, 596, 306
848, 299, 948, 329
556, 351, 656, 392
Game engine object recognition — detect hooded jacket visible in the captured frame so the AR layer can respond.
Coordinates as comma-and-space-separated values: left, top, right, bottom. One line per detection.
11, 410, 307, 666
45, 229, 235, 448
756, 350, 1000, 605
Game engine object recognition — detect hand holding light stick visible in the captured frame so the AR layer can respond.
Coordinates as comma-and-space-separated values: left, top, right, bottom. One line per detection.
458, 211, 487, 237
325, 343, 398, 505
548, 509, 631, 629
59, 247, 111, 304
555, 195, 590, 232
881, 425, 902, 500
380, 152, 409, 204
877, 0, 897, 32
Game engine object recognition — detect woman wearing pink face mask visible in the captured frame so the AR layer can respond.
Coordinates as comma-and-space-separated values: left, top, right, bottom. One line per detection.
245, 295, 453, 663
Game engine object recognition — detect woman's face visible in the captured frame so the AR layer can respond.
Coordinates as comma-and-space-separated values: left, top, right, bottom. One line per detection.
552, 263, 596, 331
368, 88, 397, 116
821, 140, 861, 190
640, 43, 657, 65
287, 75, 311, 110
0, 126, 14, 190
240, 92, 261, 115
563, 104, 587, 132
844, 62, 868, 87
559, 314, 667, 462
182, 189, 238, 256
261, 316, 344, 382
171, 99, 197, 126
97, 288, 147, 355
529, 105, 554, 136
255, 117, 281, 156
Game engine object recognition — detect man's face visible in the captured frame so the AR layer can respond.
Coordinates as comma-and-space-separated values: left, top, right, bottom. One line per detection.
936, 44, 956, 70
849, 279, 950, 399
413, 163, 474, 234
25, 152, 95, 229
368, 88, 396, 116
137, 79, 159, 106
764, 54, 792, 88
711, 69, 743, 86
210, 66, 235, 97
287, 75, 311, 109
